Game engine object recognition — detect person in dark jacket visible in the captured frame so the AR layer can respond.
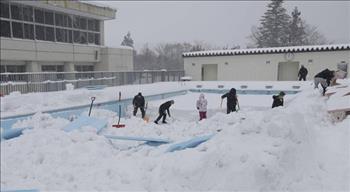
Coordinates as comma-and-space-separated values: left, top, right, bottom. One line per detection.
272, 91, 285, 108
154, 100, 174, 124
314, 69, 335, 95
221, 88, 238, 114
298, 65, 308, 81
132, 92, 145, 118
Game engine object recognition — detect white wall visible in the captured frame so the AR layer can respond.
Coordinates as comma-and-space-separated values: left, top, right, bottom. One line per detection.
0, 38, 134, 72
184, 50, 350, 81
97, 47, 134, 71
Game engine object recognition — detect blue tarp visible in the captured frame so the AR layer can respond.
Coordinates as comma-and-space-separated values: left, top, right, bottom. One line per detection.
166, 134, 215, 152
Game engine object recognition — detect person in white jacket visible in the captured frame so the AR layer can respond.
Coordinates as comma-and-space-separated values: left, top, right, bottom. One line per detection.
196, 93, 208, 120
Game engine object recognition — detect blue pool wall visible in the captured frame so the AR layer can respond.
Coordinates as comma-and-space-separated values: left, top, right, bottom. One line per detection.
1, 88, 300, 131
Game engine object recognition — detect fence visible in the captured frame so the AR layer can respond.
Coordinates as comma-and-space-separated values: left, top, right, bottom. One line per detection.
0, 70, 185, 95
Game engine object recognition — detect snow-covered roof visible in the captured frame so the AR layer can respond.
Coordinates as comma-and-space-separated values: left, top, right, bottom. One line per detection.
183, 44, 350, 57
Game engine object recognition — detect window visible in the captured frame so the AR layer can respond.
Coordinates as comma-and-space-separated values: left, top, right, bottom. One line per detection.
41, 65, 64, 72
45, 26, 54, 41
56, 28, 64, 42
12, 22, 23, 38
75, 65, 94, 72
80, 32, 87, 44
66, 15, 72, 27
42, 65, 56, 72
55, 13, 64, 26
44, 11, 53, 25
95, 33, 100, 45
0, 20, 11, 37
73, 30, 80, 43
35, 25, 45, 40
11, 3, 22, 20
67, 30, 72, 43
79, 17, 87, 30
94, 20, 100, 32
35, 9, 44, 24
88, 33, 94, 44
73, 16, 79, 28
88, 19, 95, 31
6, 65, 26, 73
23, 6, 33, 21
24, 24, 34, 40
0, 1, 10, 18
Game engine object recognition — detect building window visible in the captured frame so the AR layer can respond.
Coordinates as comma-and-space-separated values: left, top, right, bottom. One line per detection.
35, 25, 45, 40
80, 32, 87, 44
95, 33, 100, 45
12, 22, 23, 38
1, 1, 101, 45
73, 16, 80, 29
79, 17, 87, 30
0, 1, 10, 18
73, 30, 80, 43
2, 65, 26, 73
23, 5, 33, 21
0, 20, 11, 37
66, 15, 72, 28
75, 65, 94, 72
44, 11, 53, 25
11, 3, 22, 20
41, 65, 64, 72
24, 23, 34, 39
88, 33, 95, 44
35, 9, 44, 24
266, 61, 271, 64
55, 13, 64, 26
45, 26, 54, 41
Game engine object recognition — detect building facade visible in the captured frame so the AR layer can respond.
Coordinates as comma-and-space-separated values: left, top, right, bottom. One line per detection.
183, 44, 350, 81
0, 0, 133, 73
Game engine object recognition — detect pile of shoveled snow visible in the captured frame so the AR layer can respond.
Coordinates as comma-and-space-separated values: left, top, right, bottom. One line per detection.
1, 89, 349, 191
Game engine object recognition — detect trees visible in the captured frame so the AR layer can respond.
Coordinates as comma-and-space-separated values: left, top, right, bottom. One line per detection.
252, 0, 291, 48
288, 7, 305, 46
250, 0, 328, 47
121, 31, 134, 48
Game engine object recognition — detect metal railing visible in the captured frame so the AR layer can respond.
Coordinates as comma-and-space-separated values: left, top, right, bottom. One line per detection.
0, 70, 185, 95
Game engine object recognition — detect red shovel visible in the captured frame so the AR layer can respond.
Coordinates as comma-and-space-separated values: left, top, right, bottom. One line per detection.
113, 91, 125, 128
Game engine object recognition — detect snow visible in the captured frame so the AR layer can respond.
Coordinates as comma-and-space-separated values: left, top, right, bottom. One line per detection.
1, 80, 349, 191
183, 43, 350, 57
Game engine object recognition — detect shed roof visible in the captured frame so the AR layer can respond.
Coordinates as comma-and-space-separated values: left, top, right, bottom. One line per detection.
183, 44, 350, 58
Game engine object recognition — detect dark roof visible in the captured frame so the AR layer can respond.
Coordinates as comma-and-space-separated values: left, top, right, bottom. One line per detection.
183, 44, 350, 57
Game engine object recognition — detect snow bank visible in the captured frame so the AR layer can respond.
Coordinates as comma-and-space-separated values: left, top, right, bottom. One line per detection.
1, 81, 349, 191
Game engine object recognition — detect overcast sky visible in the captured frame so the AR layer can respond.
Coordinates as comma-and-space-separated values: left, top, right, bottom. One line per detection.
99, 1, 350, 51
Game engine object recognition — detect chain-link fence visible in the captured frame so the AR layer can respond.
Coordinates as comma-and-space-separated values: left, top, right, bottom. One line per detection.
0, 70, 185, 95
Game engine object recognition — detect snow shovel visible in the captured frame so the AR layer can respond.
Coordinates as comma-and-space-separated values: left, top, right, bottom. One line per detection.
113, 91, 125, 128
88, 97, 96, 116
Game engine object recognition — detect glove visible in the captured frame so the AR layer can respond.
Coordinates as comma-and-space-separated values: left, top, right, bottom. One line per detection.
197, 107, 199, 110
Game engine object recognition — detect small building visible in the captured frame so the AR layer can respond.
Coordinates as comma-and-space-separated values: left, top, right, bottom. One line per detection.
183, 44, 350, 81
0, 0, 133, 73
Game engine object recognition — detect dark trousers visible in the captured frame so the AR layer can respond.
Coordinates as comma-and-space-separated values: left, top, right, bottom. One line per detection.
227, 105, 236, 114
133, 106, 145, 118
199, 111, 207, 120
299, 76, 306, 81
155, 111, 167, 123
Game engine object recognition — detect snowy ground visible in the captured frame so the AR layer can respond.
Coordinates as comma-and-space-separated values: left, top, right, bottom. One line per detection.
1, 81, 349, 191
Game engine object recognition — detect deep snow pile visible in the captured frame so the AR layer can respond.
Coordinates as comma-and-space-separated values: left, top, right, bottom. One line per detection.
1, 87, 349, 191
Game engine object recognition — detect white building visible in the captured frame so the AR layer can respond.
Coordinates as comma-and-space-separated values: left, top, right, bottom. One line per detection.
183, 44, 350, 81
0, 0, 133, 73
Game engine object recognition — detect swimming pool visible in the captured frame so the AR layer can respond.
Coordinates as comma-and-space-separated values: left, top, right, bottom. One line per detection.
1, 88, 300, 131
